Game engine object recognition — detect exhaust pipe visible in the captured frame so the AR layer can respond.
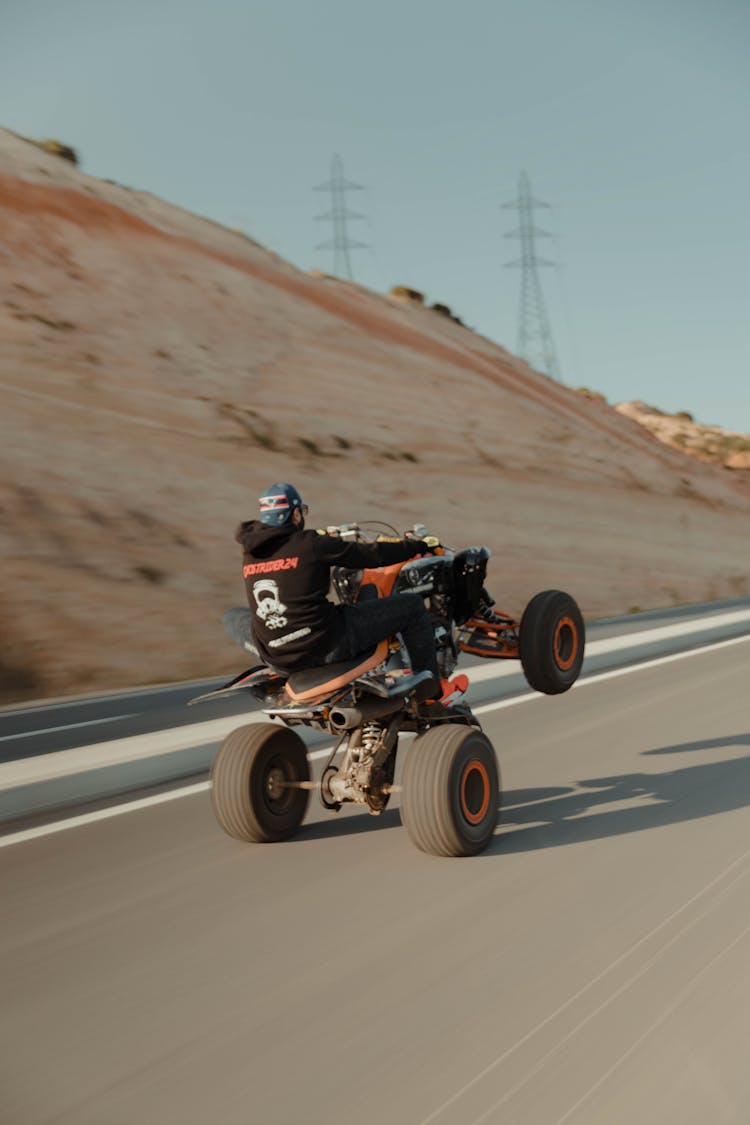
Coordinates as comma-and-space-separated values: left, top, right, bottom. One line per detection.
329, 707, 362, 731
329, 696, 403, 731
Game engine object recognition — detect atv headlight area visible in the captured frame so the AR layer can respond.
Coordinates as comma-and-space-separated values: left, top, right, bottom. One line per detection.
395, 555, 453, 597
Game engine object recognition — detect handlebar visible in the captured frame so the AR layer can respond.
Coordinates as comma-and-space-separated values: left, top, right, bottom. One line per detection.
323, 521, 431, 543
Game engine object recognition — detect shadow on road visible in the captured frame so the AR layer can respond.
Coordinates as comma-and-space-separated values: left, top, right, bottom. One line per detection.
488, 733, 750, 855
644, 734, 750, 756
288, 735, 750, 853
297, 807, 401, 841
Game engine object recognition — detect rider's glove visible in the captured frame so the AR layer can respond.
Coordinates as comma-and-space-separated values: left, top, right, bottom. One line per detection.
405, 529, 440, 551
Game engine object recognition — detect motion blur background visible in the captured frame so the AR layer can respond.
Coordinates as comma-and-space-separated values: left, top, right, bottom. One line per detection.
1, 0, 749, 703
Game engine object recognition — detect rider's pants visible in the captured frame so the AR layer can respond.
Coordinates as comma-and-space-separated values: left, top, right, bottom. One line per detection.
324, 592, 439, 679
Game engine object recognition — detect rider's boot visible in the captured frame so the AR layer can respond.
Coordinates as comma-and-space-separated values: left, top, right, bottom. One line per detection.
414, 674, 440, 703
425, 673, 469, 706
474, 593, 515, 628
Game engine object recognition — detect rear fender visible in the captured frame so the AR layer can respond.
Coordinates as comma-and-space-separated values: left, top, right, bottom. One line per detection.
188, 665, 285, 706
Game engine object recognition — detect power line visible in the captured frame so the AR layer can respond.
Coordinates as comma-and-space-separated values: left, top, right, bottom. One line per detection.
314, 154, 368, 281
503, 171, 562, 381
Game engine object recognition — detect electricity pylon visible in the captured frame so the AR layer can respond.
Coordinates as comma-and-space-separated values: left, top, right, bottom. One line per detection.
314, 154, 368, 280
503, 171, 562, 381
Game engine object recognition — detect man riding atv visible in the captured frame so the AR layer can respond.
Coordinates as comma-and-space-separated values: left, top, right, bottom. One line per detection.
232, 482, 490, 704
199, 483, 585, 856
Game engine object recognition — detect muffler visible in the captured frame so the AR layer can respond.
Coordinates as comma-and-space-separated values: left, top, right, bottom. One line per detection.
329, 696, 402, 731
328, 707, 362, 731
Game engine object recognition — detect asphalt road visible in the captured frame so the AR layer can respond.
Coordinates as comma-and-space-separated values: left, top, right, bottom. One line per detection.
2, 631, 750, 1123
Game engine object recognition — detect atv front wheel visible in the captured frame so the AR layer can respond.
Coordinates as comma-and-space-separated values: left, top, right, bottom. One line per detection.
211, 723, 310, 842
519, 589, 585, 695
401, 726, 500, 856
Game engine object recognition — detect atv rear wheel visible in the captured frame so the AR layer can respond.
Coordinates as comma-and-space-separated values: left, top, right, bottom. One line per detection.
519, 589, 585, 695
401, 725, 500, 856
211, 723, 310, 842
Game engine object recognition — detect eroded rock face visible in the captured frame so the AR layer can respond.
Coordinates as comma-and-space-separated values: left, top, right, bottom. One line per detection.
1, 126, 749, 701
616, 402, 750, 469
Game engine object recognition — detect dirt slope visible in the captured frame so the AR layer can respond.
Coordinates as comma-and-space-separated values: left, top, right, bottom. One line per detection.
1, 128, 749, 701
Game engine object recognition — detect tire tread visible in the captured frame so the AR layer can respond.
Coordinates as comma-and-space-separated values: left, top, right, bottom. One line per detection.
519, 589, 584, 695
402, 725, 499, 857
211, 723, 309, 843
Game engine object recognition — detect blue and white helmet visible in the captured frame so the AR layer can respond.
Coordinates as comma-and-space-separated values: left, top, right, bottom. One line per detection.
258, 482, 304, 526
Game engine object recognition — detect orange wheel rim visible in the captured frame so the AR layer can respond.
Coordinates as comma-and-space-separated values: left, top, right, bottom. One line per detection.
553, 616, 578, 671
460, 760, 490, 825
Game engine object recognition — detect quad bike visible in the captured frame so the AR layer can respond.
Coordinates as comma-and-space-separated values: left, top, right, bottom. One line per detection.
191, 524, 585, 857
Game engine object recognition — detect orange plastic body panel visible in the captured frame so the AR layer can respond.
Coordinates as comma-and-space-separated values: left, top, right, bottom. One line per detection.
359, 562, 406, 599
359, 549, 440, 600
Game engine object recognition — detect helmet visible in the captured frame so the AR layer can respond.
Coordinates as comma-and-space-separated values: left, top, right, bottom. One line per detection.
258, 482, 304, 526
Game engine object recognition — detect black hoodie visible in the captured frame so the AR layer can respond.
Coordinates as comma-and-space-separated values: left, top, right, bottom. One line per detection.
235, 520, 427, 671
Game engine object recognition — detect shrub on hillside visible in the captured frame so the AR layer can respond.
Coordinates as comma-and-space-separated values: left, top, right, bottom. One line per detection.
574, 387, 608, 404
35, 139, 79, 166
389, 285, 424, 304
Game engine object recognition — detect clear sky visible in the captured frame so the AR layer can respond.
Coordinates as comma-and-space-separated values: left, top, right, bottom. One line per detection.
3, 0, 749, 429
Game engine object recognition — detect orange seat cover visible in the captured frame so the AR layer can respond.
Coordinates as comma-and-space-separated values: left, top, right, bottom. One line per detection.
284, 640, 390, 703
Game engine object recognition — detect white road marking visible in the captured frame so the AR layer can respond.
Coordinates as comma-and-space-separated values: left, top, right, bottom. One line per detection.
580, 605, 750, 647
0, 714, 267, 790
0, 676, 225, 716
0, 714, 135, 742
0, 782, 213, 848
0, 746, 333, 849
473, 631, 750, 716
1, 631, 749, 850
467, 605, 750, 685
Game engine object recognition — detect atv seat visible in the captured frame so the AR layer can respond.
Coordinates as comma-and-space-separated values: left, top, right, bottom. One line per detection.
285, 641, 389, 703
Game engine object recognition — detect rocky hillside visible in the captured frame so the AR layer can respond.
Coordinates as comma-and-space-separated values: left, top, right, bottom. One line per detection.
1, 127, 749, 702
616, 401, 750, 471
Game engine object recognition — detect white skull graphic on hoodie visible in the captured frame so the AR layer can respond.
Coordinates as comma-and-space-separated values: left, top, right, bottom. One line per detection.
252, 578, 288, 630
